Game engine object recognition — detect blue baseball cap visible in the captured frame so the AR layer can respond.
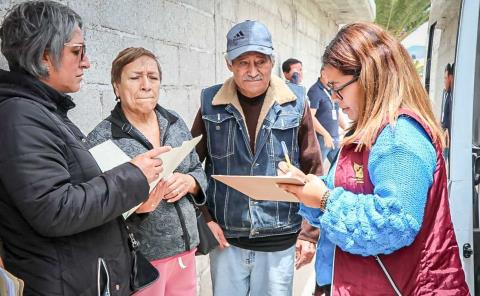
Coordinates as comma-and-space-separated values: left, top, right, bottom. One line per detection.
226, 20, 274, 61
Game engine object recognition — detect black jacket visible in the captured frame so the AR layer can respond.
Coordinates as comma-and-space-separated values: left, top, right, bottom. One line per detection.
0, 70, 149, 296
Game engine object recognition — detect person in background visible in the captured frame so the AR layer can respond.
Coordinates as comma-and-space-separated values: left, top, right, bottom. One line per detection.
282, 58, 303, 85
441, 62, 454, 160
191, 20, 322, 296
0, 2, 167, 295
278, 22, 469, 295
308, 66, 348, 164
87, 47, 207, 296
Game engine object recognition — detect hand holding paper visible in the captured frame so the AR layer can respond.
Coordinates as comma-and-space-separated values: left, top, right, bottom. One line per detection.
146, 135, 203, 191
162, 173, 197, 203
89, 135, 202, 218
130, 146, 171, 183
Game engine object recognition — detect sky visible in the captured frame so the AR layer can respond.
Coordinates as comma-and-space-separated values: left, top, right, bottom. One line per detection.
401, 22, 428, 49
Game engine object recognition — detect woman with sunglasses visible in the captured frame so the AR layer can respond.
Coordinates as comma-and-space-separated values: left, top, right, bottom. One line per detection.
0, 1, 169, 295
278, 22, 469, 295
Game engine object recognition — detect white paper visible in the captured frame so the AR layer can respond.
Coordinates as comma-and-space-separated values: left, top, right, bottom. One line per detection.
89, 135, 202, 218
88, 140, 131, 172
156, 135, 202, 179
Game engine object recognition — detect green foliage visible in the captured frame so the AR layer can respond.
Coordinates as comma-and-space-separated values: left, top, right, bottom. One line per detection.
413, 59, 424, 78
375, 0, 431, 40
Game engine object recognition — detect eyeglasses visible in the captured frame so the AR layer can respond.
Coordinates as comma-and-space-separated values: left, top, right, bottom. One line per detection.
64, 43, 86, 61
328, 76, 358, 101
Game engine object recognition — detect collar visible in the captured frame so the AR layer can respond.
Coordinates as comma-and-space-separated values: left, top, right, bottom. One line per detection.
109, 103, 178, 140
0, 69, 75, 113
317, 78, 328, 90
211, 75, 297, 142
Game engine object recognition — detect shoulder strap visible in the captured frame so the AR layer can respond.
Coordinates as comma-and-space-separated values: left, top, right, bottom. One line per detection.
106, 115, 154, 150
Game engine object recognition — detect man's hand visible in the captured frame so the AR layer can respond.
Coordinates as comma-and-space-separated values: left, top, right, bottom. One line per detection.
207, 221, 230, 250
323, 133, 334, 149
295, 239, 316, 269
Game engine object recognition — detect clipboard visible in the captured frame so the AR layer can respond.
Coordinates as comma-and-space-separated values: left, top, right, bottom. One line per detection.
212, 175, 304, 203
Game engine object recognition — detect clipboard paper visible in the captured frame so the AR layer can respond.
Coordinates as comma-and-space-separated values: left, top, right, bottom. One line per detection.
211, 175, 304, 203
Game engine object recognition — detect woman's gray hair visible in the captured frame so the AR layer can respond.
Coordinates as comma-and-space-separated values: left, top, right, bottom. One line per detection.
0, 1, 82, 78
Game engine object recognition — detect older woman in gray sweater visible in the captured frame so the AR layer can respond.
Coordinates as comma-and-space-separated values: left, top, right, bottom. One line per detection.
87, 47, 207, 296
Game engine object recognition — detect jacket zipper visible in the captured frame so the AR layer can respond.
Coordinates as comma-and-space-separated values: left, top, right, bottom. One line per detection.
97, 257, 111, 296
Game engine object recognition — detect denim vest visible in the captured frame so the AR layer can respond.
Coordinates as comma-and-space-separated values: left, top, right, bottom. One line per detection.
200, 77, 306, 238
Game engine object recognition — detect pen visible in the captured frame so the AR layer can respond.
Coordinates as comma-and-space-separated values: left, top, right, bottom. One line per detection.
281, 141, 291, 170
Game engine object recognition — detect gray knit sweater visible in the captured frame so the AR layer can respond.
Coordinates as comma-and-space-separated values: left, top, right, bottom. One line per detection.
87, 104, 207, 260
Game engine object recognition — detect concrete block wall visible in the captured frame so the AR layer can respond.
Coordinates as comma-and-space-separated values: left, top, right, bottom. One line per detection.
0, 1, 340, 295
0, 0, 338, 131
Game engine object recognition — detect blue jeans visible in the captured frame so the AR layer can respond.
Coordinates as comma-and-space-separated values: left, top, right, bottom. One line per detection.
317, 135, 340, 163
209, 244, 295, 296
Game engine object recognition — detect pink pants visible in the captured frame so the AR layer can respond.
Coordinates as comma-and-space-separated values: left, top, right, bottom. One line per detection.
134, 249, 197, 296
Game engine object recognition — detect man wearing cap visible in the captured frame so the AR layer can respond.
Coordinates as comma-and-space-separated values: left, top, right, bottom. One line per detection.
191, 20, 322, 295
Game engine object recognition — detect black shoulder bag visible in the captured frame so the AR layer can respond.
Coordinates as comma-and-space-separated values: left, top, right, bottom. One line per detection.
126, 225, 159, 293
195, 207, 219, 256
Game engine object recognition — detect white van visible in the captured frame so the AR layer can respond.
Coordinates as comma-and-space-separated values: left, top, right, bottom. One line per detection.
426, 0, 480, 294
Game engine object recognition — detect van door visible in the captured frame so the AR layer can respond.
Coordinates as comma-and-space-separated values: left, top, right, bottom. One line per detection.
448, 0, 480, 293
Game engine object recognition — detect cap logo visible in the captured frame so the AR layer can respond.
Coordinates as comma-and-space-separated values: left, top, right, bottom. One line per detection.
233, 30, 245, 41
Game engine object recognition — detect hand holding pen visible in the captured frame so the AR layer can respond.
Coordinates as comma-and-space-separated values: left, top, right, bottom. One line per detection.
277, 141, 329, 208
279, 141, 304, 181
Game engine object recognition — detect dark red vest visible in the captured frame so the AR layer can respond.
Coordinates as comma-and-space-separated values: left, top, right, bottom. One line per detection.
331, 110, 470, 295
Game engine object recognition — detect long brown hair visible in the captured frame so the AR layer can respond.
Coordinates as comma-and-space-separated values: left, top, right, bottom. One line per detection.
323, 22, 444, 149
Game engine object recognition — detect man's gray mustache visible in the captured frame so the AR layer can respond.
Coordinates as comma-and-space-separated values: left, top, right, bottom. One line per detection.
243, 76, 262, 81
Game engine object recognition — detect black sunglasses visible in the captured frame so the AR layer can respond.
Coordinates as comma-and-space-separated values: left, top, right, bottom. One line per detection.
328, 76, 358, 100
64, 43, 87, 61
